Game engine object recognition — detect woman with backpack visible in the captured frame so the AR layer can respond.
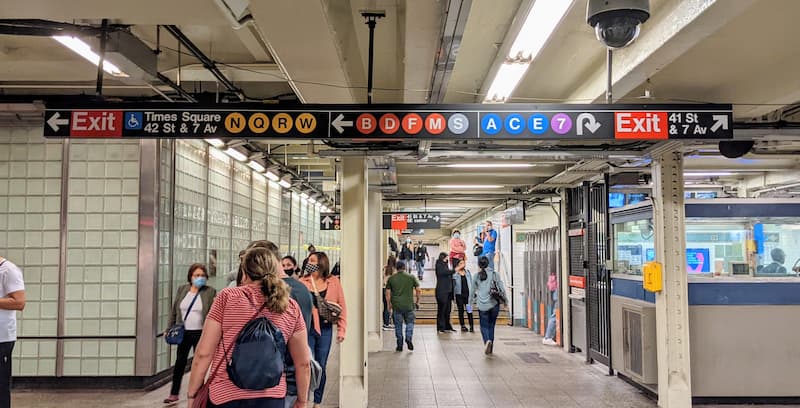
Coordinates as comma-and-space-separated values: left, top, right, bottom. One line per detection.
164, 263, 216, 404
470, 256, 507, 355
186, 247, 311, 408
300, 252, 347, 408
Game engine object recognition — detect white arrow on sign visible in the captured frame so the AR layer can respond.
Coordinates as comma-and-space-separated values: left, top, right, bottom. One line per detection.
433, 216, 440, 222
332, 114, 353, 134
322, 216, 334, 228
47, 112, 69, 132
576, 113, 601, 136
711, 115, 729, 132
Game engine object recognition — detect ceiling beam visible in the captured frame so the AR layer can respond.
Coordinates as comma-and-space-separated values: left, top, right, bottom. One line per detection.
566, 0, 756, 103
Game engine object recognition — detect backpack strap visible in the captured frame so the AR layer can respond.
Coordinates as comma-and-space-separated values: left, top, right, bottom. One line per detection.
181, 290, 202, 322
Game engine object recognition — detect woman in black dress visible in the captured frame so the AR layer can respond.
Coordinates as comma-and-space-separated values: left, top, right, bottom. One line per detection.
435, 253, 456, 333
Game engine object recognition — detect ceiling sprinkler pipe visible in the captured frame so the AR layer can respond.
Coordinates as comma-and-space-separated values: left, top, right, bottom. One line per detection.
753, 182, 800, 197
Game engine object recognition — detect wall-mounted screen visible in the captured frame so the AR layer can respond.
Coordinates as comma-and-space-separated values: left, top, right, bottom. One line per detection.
687, 248, 711, 273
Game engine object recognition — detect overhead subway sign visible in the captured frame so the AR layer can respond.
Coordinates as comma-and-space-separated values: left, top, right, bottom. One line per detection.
43, 103, 734, 140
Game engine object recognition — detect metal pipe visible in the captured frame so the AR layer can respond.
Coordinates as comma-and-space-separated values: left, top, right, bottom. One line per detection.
366, 18, 377, 104
606, 48, 613, 103
95, 19, 108, 98
162, 24, 244, 100
156, 73, 198, 103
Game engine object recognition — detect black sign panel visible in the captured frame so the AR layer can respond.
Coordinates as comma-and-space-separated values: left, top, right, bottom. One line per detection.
382, 212, 441, 230
320, 213, 341, 231
42, 103, 734, 141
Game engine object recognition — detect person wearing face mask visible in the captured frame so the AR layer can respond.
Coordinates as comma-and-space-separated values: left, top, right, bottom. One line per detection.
448, 229, 467, 265
399, 237, 414, 262
164, 263, 216, 404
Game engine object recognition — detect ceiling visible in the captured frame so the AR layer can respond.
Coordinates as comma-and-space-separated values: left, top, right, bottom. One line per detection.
2, 0, 800, 241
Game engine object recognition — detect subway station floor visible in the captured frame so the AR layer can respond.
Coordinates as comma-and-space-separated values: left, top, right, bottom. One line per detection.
13, 325, 797, 407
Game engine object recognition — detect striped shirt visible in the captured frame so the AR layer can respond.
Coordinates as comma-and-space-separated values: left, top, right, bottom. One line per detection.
207, 284, 305, 405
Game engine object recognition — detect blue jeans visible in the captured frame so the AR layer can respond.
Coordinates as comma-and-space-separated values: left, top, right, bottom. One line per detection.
478, 303, 500, 344
482, 252, 495, 272
308, 324, 333, 404
545, 291, 558, 340
393, 309, 416, 347
415, 261, 424, 278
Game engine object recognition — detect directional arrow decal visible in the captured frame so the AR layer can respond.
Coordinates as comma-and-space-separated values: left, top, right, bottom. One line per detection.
322, 216, 333, 228
576, 113, 601, 136
711, 115, 729, 132
332, 114, 353, 134
47, 112, 69, 132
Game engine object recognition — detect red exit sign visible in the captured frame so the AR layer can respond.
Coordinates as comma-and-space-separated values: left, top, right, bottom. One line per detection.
71, 111, 123, 137
615, 111, 667, 140
390, 214, 407, 230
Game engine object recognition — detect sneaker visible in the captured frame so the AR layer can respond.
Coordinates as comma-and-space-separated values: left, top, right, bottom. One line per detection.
406, 340, 414, 351
461, 326, 468, 332
485, 340, 493, 355
396, 344, 403, 352
542, 338, 558, 346
382, 325, 392, 331
163, 395, 179, 404
469, 328, 474, 333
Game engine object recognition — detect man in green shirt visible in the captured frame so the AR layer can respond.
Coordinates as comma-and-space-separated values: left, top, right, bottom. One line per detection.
385, 261, 421, 352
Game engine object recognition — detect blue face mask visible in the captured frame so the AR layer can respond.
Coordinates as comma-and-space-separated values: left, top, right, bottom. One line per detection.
453, 233, 461, 239
192, 277, 207, 288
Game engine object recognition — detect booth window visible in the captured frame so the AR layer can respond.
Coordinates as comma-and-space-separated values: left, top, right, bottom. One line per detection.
613, 219, 654, 276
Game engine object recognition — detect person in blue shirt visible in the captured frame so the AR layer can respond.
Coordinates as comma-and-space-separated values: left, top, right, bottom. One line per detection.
481, 221, 498, 271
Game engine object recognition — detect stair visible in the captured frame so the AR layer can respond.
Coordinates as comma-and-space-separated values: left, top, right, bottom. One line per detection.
414, 288, 510, 326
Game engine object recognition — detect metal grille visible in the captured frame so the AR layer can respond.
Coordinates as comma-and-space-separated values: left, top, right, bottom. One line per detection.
624, 309, 644, 376
569, 233, 584, 277
587, 184, 612, 368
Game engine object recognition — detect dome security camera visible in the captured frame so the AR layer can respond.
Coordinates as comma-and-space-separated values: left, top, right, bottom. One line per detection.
587, 0, 650, 48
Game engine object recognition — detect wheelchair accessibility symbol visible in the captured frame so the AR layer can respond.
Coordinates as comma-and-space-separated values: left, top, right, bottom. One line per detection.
125, 112, 143, 130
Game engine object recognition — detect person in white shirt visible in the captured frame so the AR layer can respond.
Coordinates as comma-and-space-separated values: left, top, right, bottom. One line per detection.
164, 263, 216, 404
0, 256, 25, 408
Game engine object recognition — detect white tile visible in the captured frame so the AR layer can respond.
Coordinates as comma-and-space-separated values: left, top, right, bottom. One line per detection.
86, 145, 106, 161
65, 284, 82, 301
85, 231, 102, 247
25, 196, 44, 213
82, 318, 100, 335
10, 163, 26, 178
44, 179, 61, 195
62, 358, 81, 375
116, 358, 134, 375
102, 266, 119, 282
103, 214, 121, 229
99, 341, 117, 357
118, 301, 137, 318
64, 319, 81, 336
86, 179, 104, 195
104, 196, 121, 212
41, 266, 59, 283
45, 144, 62, 161
83, 301, 101, 319
27, 163, 45, 178
37, 359, 56, 376
25, 213, 43, 230
118, 283, 137, 300
117, 318, 135, 335
100, 320, 118, 336
121, 196, 138, 212
80, 358, 99, 376
42, 248, 59, 265
105, 163, 122, 178
43, 196, 61, 212
67, 214, 85, 231
42, 231, 59, 247
20, 341, 38, 358
86, 162, 105, 178
68, 196, 85, 213
119, 266, 137, 282
101, 302, 118, 318
65, 302, 82, 318
86, 195, 104, 213
83, 284, 101, 301
68, 179, 86, 195
105, 179, 121, 194
23, 250, 42, 265
99, 358, 116, 375
101, 284, 118, 300
123, 162, 139, 177
8, 197, 25, 214
45, 162, 61, 178
19, 359, 37, 376
40, 301, 57, 319
120, 248, 138, 265
122, 179, 138, 194
40, 283, 58, 301
121, 214, 138, 230
39, 319, 57, 336
86, 215, 102, 230
70, 162, 87, 178
66, 266, 83, 283
24, 231, 43, 247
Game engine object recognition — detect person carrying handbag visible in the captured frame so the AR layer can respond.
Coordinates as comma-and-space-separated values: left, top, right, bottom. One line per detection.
470, 256, 507, 356
299, 252, 347, 408
164, 264, 216, 404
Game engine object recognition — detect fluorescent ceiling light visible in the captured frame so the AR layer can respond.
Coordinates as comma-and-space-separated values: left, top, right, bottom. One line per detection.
204, 138, 225, 148
279, 176, 292, 189
248, 160, 266, 173
308, 196, 317, 204
224, 147, 248, 162
265, 167, 281, 182
445, 163, 534, 168
684, 172, 734, 177
300, 192, 310, 200
483, 0, 573, 103
484, 62, 529, 103
53, 36, 129, 77
431, 184, 504, 189
509, 0, 574, 60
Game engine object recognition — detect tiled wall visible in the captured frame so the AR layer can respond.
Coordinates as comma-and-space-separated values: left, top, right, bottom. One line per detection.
279, 186, 291, 254
290, 193, 301, 258
252, 174, 268, 251
0, 128, 61, 376
268, 181, 282, 246
156, 140, 173, 373
64, 139, 139, 375
173, 140, 207, 287
231, 161, 252, 265
207, 148, 233, 288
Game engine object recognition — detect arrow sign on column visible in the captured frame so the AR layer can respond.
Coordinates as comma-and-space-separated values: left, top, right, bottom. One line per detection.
576, 113, 601, 136
322, 216, 333, 228
46, 112, 69, 131
332, 114, 353, 134
711, 115, 729, 132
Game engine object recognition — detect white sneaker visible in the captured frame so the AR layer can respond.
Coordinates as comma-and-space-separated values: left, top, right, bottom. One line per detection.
542, 338, 558, 346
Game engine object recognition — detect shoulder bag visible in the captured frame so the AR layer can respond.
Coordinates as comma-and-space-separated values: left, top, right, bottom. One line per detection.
310, 278, 342, 325
165, 290, 201, 345
489, 272, 507, 305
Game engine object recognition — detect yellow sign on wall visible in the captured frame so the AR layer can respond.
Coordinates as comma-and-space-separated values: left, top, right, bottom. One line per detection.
643, 261, 663, 293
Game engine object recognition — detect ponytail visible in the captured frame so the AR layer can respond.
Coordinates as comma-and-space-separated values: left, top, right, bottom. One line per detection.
241, 247, 290, 313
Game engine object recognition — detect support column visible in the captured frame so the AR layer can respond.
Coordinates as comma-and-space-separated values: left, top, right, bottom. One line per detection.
367, 188, 383, 351
559, 189, 572, 353
339, 157, 368, 408
652, 149, 692, 407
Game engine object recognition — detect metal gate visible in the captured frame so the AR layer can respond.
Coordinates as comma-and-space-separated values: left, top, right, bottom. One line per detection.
566, 181, 612, 371
586, 182, 612, 370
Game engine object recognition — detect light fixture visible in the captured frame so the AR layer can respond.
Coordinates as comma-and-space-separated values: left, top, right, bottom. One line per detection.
279, 175, 292, 189
483, 0, 574, 103
265, 166, 281, 182
308, 195, 317, 204
53, 36, 129, 77
445, 163, 534, 168
684, 172, 734, 177
224, 147, 248, 162
204, 138, 225, 148
248, 160, 266, 173
299, 192, 310, 200
430, 184, 504, 189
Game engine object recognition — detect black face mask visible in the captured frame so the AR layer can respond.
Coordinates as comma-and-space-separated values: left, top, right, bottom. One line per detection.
284, 268, 295, 276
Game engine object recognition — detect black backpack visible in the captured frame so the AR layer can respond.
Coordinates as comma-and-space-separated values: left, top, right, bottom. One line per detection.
226, 297, 287, 390
473, 244, 483, 257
